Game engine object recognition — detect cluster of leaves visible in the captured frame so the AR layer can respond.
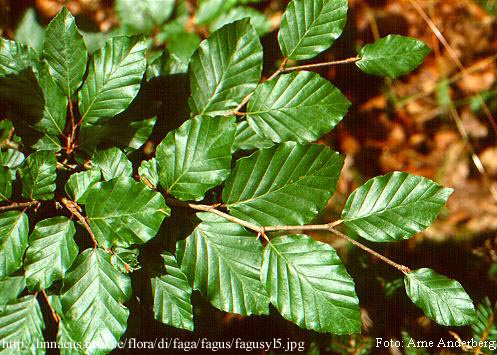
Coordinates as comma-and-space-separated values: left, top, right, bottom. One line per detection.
0, 0, 479, 354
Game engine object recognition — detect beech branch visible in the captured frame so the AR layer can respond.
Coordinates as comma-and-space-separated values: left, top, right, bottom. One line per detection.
282, 56, 360, 73
166, 197, 411, 275
0, 200, 39, 212
61, 197, 98, 247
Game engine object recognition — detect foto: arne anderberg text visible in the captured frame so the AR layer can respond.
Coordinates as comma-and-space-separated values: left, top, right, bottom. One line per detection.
376, 337, 497, 351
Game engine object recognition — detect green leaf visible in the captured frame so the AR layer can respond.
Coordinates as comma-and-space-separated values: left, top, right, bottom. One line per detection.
223, 142, 344, 225
164, 33, 201, 74
262, 234, 361, 333
156, 116, 236, 201
404, 268, 476, 326
0, 211, 29, 278
92, 147, 133, 181
233, 120, 274, 151
110, 247, 140, 273
0, 149, 25, 169
31, 135, 62, 152
278, 0, 348, 60
177, 212, 269, 315
116, 0, 174, 33
152, 252, 193, 330
356, 35, 431, 79
0, 295, 45, 354
15, 8, 45, 53
0, 167, 12, 201
209, 6, 272, 36
247, 71, 350, 143
195, 0, 236, 25
0, 276, 25, 309
60, 248, 131, 354
33, 62, 68, 136
472, 298, 497, 345
188, 19, 263, 116
78, 90, 158, 154
341, 172, 453, 242
0, 38, 39, 77
84, 177, 170, 248
57, 319, 85, 355
138, 158, 158, 188
19, 150, 57, 200
65, 169, 102, 203
25, 217, 78, 291
43, 7, 88, 96
78, 35, 147, 124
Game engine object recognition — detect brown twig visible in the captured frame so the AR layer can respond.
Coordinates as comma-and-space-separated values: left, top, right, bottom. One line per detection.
167, 198, 411, 275
281, 56, 360, 73
0, 200, 39, 212
41, 290, 60, 323
66, 98, 76, 154
61, 197, 98, 247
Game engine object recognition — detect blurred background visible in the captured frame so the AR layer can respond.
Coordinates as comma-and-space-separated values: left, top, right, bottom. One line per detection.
1, 0, 497, 353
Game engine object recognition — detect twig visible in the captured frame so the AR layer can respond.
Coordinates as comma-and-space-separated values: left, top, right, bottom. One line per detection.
329, 227, 410, 275
0, 201, 39, 212
282, 56, 360, 73
66, 98, 76, 154
61, 197, 98, 247
41, 290, 60, 323
166, 198, 262, 233
167, 198, 411, 275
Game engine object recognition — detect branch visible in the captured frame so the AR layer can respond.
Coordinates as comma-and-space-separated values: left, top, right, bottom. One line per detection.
61, 197, 98, 248
282, 56, 360, 73
66, 97, 76, 154
0, 200, 39, 212
167, 198, 411, 275
41, 290, 60, 324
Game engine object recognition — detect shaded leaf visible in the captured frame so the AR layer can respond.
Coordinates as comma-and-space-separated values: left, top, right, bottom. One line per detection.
116, 0, 174, 33
233, 120, 273, 152
0, 211, 29, 278
210, 6, 272, 36
110, 247, 140, 273
472, 298, 497, 347
0, 295, 45, 354
0, 276, 25, 309
15, 8, 45, 53
25, 217, 78, 291
262, 234, 361, 333
84, 177, 170, 248
404, 268, 476, 326
0, 166, 12, 201
60, 248, 131, 354
156, 115, 236, 201
247, 71, 350, 143
356, 35, 431, 78
152, 252, 193, 330
223, 142, 344, 225
0, 149, 25, 170
43, 7, 87, 96
78, 35, 147, 124
92, 147, 133, 181
19, 150, 57, 200
177, 212, 269, 315
278, 0, 348, 60
188, 19, 263, 116
341, 172, 453, 242
138, 158, 158, 188
65, 169, 102, 203
33, 62, 68, 136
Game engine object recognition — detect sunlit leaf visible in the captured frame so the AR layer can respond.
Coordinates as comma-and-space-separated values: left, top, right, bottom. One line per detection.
177, 212, 269, 316
405, 268, 476, 326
